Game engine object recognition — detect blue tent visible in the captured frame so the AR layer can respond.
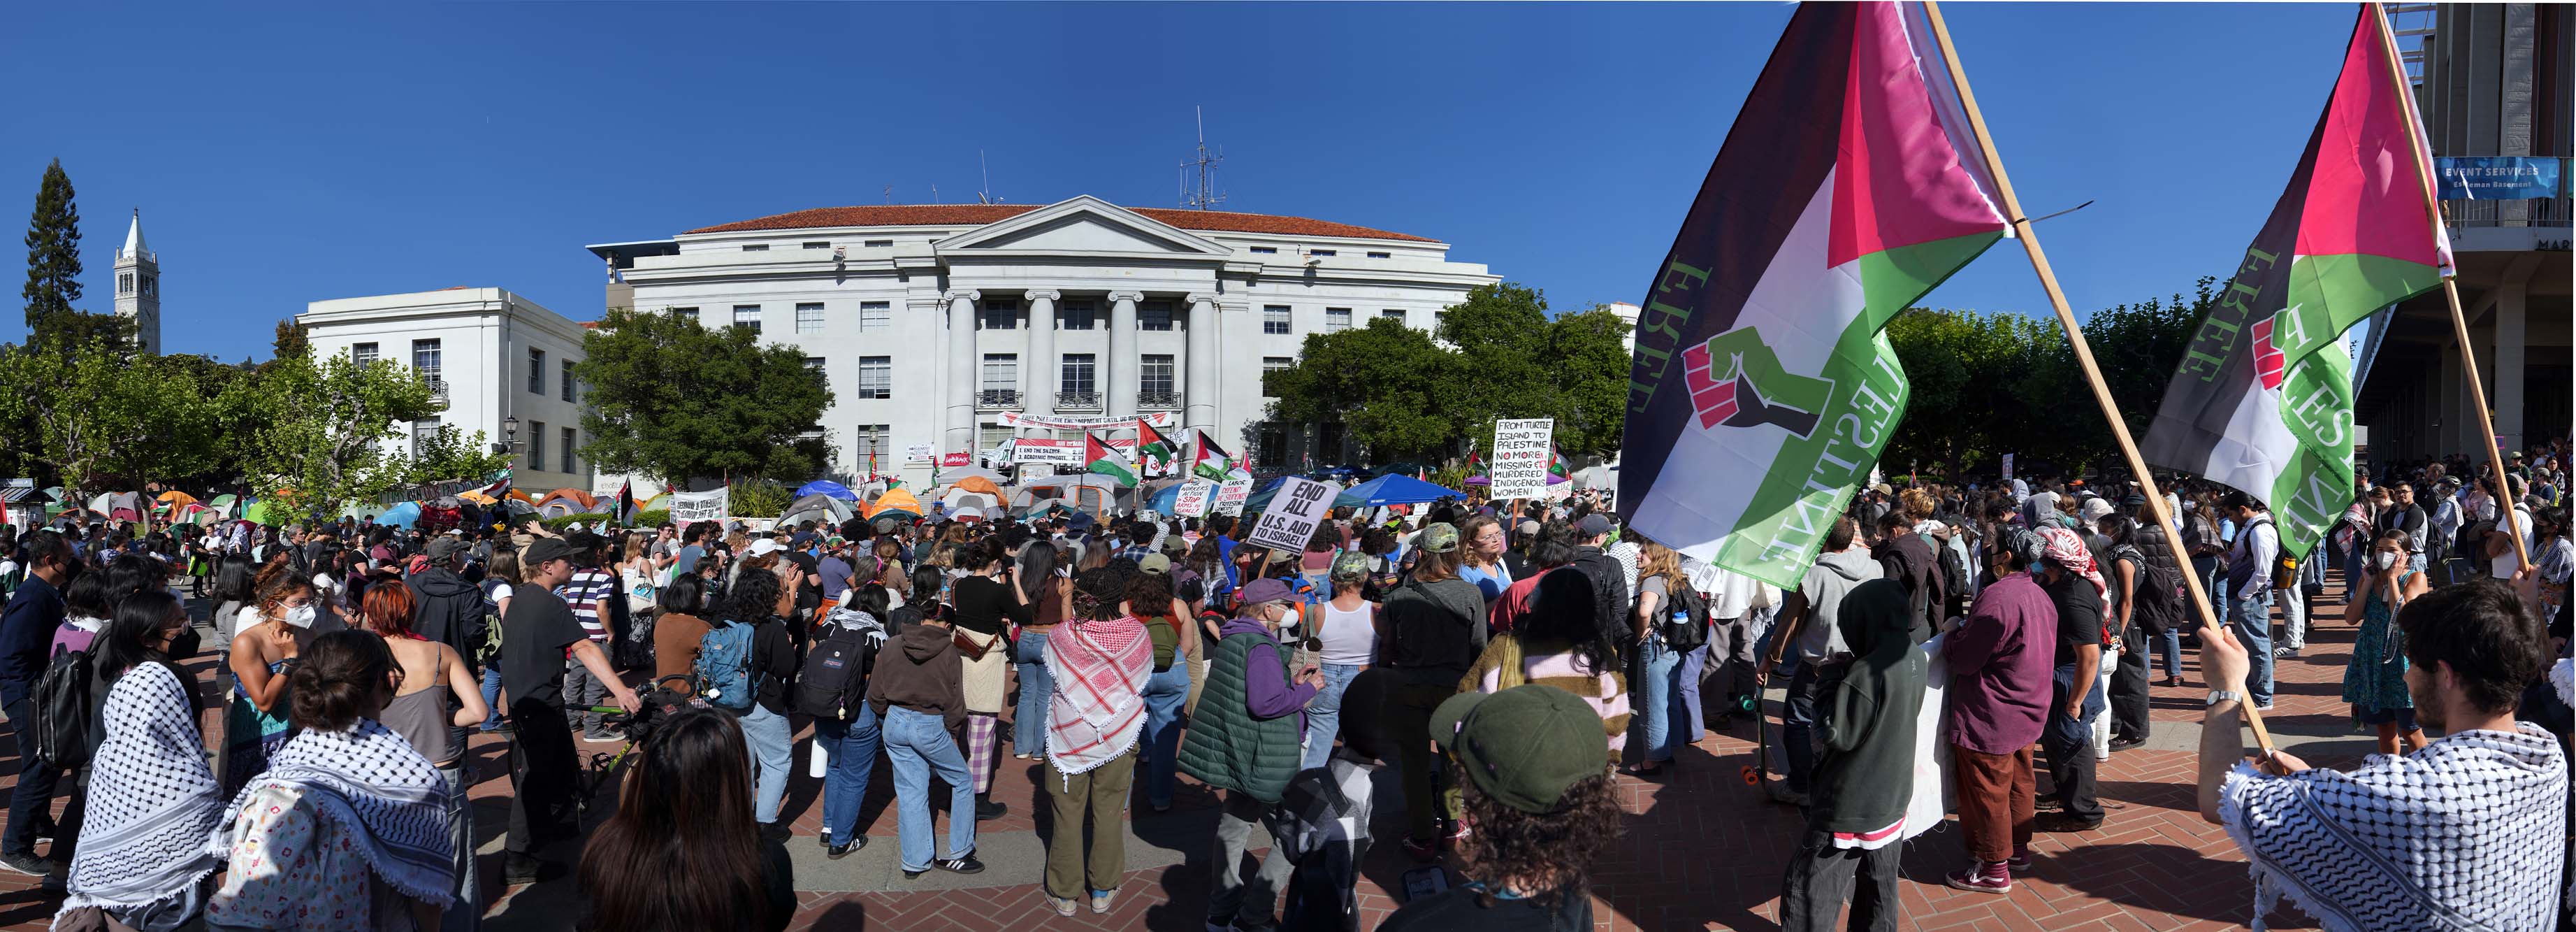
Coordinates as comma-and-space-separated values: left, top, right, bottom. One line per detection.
376, 501, 423, 529
1146, 483, 1182, 516
1336, 474, 1462, 508
795, 480, 859, 501
1238, 477, 1291, 515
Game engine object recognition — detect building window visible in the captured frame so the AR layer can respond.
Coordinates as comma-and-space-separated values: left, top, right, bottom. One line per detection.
1262, 356, 1294, 374
528, 348, 546, 394
802, 241, 831, 250
1139, 301, 1173, 331
1382, 308, 1406, 324
981, 354, 1018, 391
529, 421, 545, 473
562, 359, 577, 402
118, 272, 132, 294
862, 238, 894, 248
857, 357, 891, 399
1060, 300, 1095, 330
1325, 308, 1352, 331
741, 243, 768, 252
1141, 354, 1175, 395
560, 427, 577, 474
672, 306, 699, 322
860, 301, 890, 331
141, 276, 152, 297
978, 423, 1013, 452
412, 417, 440, 461
853, 424, 890, 471
352, 343, 379, 367
1263, 306, 1291, 335
804, 357, 825, 372
981, 299, 1019, 331
1249, 246, 1278, 254
1060, 353, 1096, 396
732, 305, 762, 334
412, 339, 441, 382
1257, 425, 1286, 467
1367, 251, 1391, 259
796, 302, 825, 334
1308, 249, 1336, 257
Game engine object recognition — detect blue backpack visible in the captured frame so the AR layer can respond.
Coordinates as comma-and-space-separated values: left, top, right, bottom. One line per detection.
695, 619, 760, 711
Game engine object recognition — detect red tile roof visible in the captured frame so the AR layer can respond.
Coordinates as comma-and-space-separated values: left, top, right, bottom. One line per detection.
683, 204, 1437, 243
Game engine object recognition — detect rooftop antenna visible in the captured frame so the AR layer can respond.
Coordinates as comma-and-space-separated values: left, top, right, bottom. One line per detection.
1179, 106, 1226, 210
931, 183, 939, 204
883, 185, 893, 205
978, 150, 1001, 205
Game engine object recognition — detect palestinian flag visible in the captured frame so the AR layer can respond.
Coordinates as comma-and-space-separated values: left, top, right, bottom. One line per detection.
1138, 419, 1180, 472
614, 479, 636, 527
1192, 430, 1233, 481
1085, 432, 1138, 486
1615, 2, 2008, 588
2142, 4, 2448, 559
1548, 446, 1572, 480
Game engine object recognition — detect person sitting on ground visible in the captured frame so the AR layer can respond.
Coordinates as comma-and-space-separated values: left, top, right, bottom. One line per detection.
2197, 577, 2565, 930
57, 591, 222, 931
205, 630, 457, 931
1378, 684, 1617, 931
1777, 580, 1923, 932
576, 705, 794, 932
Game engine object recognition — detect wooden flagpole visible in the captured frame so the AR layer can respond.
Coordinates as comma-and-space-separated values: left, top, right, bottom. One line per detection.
2365, 1, 2530, 567
1920, 1, 2275, 753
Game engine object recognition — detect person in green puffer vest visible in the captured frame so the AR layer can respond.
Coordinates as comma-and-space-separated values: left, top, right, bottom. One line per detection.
1179, 577, 1321, 932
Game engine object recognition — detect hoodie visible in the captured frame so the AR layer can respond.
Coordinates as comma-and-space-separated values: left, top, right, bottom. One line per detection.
405, 566, 489, 673
1792, 549, 1879, 663
867, 624, 967, 730
1810, 579, 1927, 834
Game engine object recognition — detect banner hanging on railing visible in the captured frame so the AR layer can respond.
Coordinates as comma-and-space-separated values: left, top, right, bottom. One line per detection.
668, 488, 730, 523
997, 411, 1177, 431
2435, 156, 2563, 201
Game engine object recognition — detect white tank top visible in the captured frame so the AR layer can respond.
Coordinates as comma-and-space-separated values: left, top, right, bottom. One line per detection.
1315, 601, 1377, 667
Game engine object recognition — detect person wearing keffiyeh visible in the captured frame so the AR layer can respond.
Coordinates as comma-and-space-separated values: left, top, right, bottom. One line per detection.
57, 592, 223, 931
2032, 525, 2109, 834
1037, 568, 1152, 917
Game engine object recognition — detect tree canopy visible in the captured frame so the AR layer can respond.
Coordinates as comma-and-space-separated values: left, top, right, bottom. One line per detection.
574, 308, 835, 487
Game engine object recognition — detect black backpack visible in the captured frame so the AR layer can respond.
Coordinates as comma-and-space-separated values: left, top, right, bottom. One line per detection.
2115, 546, 2181, 636
794, 623, 878, 721
1653, 580, 1709, 652
29, 644, 97, 771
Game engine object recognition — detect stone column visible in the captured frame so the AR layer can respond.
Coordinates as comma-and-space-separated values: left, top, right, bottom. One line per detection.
2492, 278, 2526, 454
943, 289, 981, 455
1185, 292, 1220, 443
1024, 289, 1059, 417
1107, 292, 1141, 417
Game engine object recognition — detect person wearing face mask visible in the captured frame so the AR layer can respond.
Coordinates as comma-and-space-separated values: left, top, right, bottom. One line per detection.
1178, 578, 1322, 932
2343, 527, 2431, 757
0, 531, 77, 875
223, 568, 321, 797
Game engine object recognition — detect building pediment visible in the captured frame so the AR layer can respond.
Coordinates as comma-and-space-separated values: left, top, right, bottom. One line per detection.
934, 196, 1232, 261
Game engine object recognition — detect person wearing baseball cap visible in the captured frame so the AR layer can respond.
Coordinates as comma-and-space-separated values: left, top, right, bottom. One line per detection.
1178, 576, 1322, 932
497, 535, 639, 884
1377, 685, 1616, 931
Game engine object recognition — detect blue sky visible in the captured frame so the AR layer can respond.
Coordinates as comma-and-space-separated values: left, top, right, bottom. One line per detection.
1, 2, 2362, 364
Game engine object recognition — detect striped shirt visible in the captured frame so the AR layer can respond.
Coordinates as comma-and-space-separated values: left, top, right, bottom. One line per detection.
559, 568, 616, 643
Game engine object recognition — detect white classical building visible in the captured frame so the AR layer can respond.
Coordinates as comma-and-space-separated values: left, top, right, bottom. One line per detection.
295, 287, 598, 494
588, 196, 1499, 487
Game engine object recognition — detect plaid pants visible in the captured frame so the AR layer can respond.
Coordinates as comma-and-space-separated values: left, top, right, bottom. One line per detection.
964, 712, 999, 794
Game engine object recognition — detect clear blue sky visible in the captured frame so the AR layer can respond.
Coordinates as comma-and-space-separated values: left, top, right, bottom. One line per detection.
1, 2, 2361, 364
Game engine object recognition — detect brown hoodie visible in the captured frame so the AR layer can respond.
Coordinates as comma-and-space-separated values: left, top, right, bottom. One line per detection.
867, 624, 967, 730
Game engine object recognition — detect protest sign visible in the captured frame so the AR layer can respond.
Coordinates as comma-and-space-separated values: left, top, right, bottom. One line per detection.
669, 487, 730, 523
904, 443, 933, 463
1174, 480, 1214, 518
939, 451, 971, 468
1489, 418, 1555, 500
1213, 476, 1254, 516
1246, 476, 1334, 552
2001, 453, 2016, 482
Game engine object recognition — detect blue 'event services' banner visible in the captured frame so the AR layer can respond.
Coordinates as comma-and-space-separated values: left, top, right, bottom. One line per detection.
2435, 156, 2563, 201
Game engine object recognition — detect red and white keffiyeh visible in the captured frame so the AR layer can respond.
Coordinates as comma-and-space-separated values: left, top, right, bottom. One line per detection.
2037, 526, 2105, 599
1043, 615, 1152, 787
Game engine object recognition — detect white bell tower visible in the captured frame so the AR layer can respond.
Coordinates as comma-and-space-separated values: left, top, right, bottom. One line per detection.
114, 209, 160, 354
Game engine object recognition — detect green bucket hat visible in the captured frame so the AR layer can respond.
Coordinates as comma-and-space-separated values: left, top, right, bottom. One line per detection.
1417, 522, 1461, 554
1329, 550, 1371, 582
1430, 684, 1609, 814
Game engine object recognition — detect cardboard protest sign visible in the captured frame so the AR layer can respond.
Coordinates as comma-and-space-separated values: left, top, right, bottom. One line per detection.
1489, 419, 1556, 500
1246, 476, 1334, 552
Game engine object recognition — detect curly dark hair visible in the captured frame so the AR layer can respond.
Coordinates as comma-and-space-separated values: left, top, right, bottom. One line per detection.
1454, 771, 1621, 911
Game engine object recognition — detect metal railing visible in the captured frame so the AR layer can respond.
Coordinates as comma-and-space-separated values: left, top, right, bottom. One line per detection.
426, 379, 449, 408
977, 389, 1020, 409
1056, 391, 1101, 410
1137, 390, 1182, 408
2443, 196, 2571, 228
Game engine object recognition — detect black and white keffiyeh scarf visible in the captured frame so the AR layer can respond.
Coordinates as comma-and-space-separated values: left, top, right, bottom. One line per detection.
59, 661, 224, 929
208, 718, 457, 905
2221, 722, 2568, 931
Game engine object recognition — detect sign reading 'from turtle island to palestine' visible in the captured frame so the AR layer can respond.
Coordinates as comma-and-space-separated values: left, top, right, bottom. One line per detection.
1488, 419, 1556, 500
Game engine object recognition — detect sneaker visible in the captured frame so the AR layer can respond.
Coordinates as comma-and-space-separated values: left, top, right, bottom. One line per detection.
2108, 736, 2148, 752
2034, 812, 2105, 833
934, 855, 984, 875
2273, 647, 2299, 659
1090, 889, 1117, 915
581, 728, 627, 743
1401, 833, 1442, 861
1945, 862, 2011, 894
503, 852, 544, 885
975, 798, 1009, 821
1046, 894, 1079, 917
2006, 849, 2032, 873
825, 838, 864, 860
0, 850, 54, 877
2254, 701, 2275, 712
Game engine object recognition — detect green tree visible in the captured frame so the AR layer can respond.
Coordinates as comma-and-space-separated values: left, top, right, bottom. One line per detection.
21, 159, 80, 345
403, 424, 512, 485
728, 478, 792, 519
0, 342, 220, 497
1264, 317, 1456, 460
271, 320, 310, 363
236, 347, 438, 519
574, 308, 834, 487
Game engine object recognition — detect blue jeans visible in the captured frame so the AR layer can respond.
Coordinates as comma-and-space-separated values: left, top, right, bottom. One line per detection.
479, 665, 505, 731
1299, 664, 1365, 771
2155, 627, 2183, 680
883, 705, 976, 870
739, 704, 792, 824
2229, 592, 2275, 708
1675, 644, 1709, 744
439, 764, 479, 932
812, 705, 883, 847
2197, 559, 2229, 626
1139, 664, 1192, 807
1629, 637, 1682, 763
1013, 629, 1052, 755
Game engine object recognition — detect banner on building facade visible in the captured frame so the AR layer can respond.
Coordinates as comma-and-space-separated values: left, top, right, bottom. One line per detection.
997, 411, 1176, 431
1488, 419, 1556, 500
1245, 476, 1334, 552
669, 488, 731, 523
2435, 156, 2563, 201
904, 443, 934, 463
939, 451, 972, 468
1213, 477, 1254, 516
1006, 436, 1141, 467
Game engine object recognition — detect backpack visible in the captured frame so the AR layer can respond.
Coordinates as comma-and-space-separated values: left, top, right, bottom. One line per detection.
794, 623, 877, 720
694, 619, 760, 711
2114, 545, 2180, 636
1142, 615, 1180, 673
1656, 582, 1709, 652
29, 644, 97, 771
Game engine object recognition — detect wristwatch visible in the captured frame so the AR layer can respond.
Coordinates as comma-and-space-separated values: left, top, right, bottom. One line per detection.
2204, 689, 2242, 707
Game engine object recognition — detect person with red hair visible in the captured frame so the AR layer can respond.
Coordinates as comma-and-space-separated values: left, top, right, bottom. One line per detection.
356, 581, 488, 929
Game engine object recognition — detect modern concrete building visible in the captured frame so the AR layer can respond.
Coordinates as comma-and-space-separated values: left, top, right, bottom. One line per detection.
588, 196, 1498, 487
2355, 3, 2571, 462
295, 287, 598, 493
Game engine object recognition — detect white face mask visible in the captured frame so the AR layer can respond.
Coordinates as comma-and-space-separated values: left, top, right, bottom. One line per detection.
2372, 551, 2397, 571
1278, 605, 1301, 633
284, 604, 317, 629
2180, 501, 2198, 513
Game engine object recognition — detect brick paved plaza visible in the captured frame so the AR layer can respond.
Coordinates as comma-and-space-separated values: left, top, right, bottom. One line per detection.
0, 583, 2384, 931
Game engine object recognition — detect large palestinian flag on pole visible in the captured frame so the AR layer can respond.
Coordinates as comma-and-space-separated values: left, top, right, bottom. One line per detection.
1085, 433, 1138, 486
2141, 4, 2449, 559
1616, 2, 2008, 588
1192, 430, 1233, 481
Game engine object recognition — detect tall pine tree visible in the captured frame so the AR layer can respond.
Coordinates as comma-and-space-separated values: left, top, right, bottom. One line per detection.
22, 159, 81, 346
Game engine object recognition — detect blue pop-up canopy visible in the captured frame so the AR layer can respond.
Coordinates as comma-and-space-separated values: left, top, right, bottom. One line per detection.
1336, 473, 1462, 508
376, 501, 423, 529
795, 480, 860, 501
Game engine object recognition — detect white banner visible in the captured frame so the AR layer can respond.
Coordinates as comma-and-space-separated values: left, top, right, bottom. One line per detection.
668, 488, 730, 523
1173, 480, 1214, 518
1009, 438, 1083, 466
1213, 477, 1253, 516
1489, 418, 1556, 500
997, 411, 1175, 431
1246, 476, 1334, 552
904, 443, 933, 463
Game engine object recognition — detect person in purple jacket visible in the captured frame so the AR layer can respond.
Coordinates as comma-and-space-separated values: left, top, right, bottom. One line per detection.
1937, 526, 2058, 895
1180, 577, 1322, 932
